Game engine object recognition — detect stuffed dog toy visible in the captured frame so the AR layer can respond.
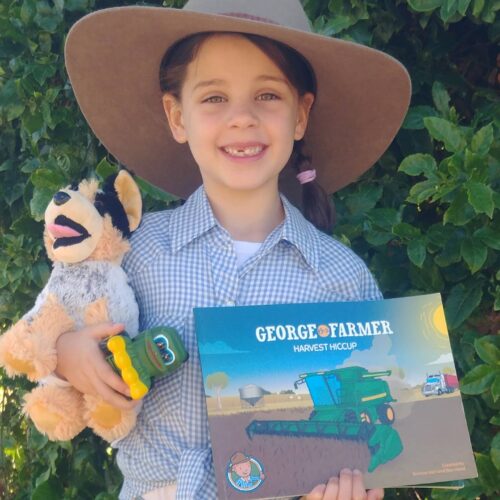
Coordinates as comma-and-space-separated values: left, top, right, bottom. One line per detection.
0, 170, 142, 442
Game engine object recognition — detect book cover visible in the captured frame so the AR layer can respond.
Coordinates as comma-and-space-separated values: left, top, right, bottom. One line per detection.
194, 294, 477, 499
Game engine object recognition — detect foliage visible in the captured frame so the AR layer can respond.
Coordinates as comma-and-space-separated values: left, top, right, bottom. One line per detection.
0, 0, 498, 498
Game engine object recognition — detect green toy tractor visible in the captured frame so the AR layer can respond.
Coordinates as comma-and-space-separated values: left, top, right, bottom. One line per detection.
101, 326, 188, 400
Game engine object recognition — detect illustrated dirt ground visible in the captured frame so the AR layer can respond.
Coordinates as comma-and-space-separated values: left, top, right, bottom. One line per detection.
208, 396, 476, 499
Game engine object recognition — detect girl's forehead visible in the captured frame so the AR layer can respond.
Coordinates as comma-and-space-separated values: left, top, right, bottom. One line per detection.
186, 34, 287, 82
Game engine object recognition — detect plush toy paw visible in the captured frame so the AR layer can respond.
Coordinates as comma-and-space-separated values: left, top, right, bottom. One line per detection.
23, 384, 86, 441
84, 394, 138, 442
0, 294, 74, 381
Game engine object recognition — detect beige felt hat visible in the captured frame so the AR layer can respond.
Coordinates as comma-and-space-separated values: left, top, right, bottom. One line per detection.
65, 0, 411, 198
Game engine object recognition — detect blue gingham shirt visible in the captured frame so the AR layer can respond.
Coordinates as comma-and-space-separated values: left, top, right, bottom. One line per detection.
117, 186, 382, 499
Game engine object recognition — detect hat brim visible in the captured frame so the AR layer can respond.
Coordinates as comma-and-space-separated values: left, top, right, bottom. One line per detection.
65, 6, 411, 198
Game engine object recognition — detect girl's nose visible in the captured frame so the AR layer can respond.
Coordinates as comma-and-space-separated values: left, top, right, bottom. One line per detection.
227, 102, 259, 129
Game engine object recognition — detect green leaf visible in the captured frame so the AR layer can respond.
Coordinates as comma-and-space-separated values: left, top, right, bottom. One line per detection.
458, 0, 472, 15
31, 477, 63, 500
491, 415, 500, 425
424, 117, 466, 152
402, 105, 438, 130
472, 0, 485, 16
135, 176, 178, 204
407, 0, 443, 12
492, 374, 500, 404
408, 179, 439, 204
393, 222, 421, 239
32, 261, 50, 288
432, 81, 450, 116
475, 336, 500, 365
475, 453, 500, 494
475, 226, 500, 250
492, 432, 500, 469
345, 184, 383, 215
445, 283, 483, 329
460, 364, 496, 394
443, 191, 476, 226
30, 187, 54, 221
366, 208, 401, 230
95, 157, 118, 180
408, 238, 427, 267
461, 238, 488, 273
440, 0, 459, 22
30, 168, 67, 191
466, 181, 494, 217
471, 123, 494, 155
398, 153, 437, 176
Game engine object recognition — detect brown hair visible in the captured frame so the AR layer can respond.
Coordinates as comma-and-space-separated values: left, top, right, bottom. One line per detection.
159, 32, 334, 232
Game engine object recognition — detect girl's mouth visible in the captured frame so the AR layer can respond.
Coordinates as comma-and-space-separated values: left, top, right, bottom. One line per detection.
220, 144, 267, 160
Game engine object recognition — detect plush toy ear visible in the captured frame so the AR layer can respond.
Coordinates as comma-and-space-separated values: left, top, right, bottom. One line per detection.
114, 170, 142, 232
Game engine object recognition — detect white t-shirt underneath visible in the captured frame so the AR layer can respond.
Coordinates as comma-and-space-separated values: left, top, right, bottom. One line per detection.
232, 240, 262, 268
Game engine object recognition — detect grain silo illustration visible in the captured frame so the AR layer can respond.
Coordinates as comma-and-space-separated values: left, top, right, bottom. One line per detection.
239, 384, 270, 408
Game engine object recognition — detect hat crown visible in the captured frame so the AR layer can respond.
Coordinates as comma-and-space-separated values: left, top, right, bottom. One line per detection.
184, 0, 312, 32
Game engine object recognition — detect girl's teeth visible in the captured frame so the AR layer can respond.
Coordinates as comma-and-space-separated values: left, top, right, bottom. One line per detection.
224, 146, 263, 157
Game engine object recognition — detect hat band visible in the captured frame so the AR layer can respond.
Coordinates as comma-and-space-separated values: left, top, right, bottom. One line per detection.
221, 12, 280, 26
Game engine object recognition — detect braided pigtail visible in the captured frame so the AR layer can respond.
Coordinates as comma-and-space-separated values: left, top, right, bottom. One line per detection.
289, 140, 335, 233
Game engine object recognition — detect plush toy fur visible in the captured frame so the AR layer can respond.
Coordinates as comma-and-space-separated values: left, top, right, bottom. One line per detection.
0, 170, 142, 442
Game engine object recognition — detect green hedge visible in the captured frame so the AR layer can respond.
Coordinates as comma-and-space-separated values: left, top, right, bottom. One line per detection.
1, 0, 499, 498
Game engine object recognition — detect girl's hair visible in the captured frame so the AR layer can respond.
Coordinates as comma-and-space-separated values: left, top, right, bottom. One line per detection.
159, 32, 334, 233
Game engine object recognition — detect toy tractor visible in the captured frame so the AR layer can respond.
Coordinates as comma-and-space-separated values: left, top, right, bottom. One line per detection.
101, 326, 188, 400
246, 366, 403, 472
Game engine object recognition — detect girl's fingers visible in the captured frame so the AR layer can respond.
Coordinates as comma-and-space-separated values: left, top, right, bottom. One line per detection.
322, 476, 339, 499
87, 322, 125, 340
337, 469, 353, 500
351, 469, 368, 500
367, 489, 384, 500
96, 356, 132, 397
92, 374, 138, 410
305, 483, 326, 500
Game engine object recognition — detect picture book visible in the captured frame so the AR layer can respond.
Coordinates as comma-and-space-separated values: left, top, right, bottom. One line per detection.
194, 294, 477, 499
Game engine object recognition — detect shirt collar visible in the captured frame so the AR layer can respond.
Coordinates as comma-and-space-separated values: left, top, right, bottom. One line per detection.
170, 186, 218, 253
170, 187, 320, 271
278, 195, 320, 272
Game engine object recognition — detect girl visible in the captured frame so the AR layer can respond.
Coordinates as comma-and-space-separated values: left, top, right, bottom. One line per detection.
57, 1, 411, 499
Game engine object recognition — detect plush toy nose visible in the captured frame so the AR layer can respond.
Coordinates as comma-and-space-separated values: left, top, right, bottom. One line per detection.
53, 191, 71, 206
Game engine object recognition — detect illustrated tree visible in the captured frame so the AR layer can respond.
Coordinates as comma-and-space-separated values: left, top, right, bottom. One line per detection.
206, 372, 230, 410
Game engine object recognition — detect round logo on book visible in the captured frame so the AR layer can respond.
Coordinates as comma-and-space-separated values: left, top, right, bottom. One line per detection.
226, 452, 265, 492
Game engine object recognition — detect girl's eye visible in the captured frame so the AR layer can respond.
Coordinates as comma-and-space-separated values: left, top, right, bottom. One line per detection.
257, 93, 280, 101
203, 96, 225, 103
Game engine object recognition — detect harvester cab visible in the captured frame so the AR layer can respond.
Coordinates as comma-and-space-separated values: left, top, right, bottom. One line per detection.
247, 366, 403, 472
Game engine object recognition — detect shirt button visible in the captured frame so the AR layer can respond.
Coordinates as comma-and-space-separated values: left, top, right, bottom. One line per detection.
225, 300, 236, 306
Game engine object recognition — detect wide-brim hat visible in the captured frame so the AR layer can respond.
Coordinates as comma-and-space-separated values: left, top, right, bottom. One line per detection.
65, 0, 411, 199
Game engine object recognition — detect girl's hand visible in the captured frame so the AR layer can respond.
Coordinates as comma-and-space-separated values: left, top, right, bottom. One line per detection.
55, 322, 139, 410
303, 469, 384, 500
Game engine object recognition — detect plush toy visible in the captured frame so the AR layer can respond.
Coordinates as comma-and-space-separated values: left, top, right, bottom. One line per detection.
0, 170, 143, 442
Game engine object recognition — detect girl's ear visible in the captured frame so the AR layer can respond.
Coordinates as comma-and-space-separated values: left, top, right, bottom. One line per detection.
294, 92, 315, 141
162, 93, 187, 144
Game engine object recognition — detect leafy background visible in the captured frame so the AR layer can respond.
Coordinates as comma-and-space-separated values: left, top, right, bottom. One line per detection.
0, 0, 498, 498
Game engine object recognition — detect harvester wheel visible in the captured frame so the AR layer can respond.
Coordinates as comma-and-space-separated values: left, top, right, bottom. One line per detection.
377, 404, 395, 425
360, 411, 371, 424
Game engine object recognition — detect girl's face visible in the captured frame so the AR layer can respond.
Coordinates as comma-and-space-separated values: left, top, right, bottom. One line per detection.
163, 34, 314, 200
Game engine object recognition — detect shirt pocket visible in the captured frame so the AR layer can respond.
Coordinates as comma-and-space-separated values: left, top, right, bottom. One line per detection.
140, 313, 187, 418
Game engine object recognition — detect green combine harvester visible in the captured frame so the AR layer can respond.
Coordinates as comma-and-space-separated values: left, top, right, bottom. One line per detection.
246, 366, 403, 472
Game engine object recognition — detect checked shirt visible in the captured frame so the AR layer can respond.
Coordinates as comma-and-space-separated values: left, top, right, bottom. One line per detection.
116, 187, 382, 499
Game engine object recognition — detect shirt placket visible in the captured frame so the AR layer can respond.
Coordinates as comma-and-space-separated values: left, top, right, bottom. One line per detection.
205, 228, 239, 307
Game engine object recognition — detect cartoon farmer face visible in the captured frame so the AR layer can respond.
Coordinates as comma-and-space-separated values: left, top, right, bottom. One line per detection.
231, 452, 252, 478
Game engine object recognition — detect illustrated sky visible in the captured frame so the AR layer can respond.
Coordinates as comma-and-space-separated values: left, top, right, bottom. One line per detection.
194, 294, 456, 397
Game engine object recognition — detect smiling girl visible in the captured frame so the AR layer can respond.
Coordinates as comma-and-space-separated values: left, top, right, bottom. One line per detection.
56, 1, 411, 499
